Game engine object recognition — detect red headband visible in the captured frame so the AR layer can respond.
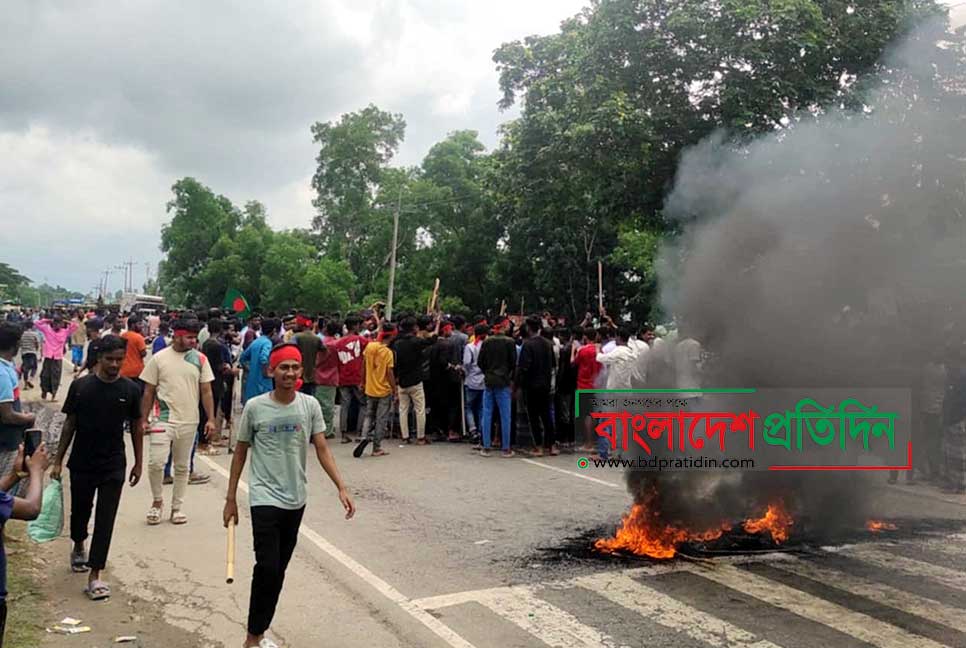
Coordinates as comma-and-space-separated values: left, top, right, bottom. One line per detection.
377, 330, 397, 342
269, 345, 302, 371
173, 329, 192, 337
296, 315, 313, 328
442, 323, 454, 333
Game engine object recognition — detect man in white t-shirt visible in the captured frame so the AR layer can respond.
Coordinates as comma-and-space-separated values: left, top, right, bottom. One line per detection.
596, 328, 638, 390
139, 319, 216, 526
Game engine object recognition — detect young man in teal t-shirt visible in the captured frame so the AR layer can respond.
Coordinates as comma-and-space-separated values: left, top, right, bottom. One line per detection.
224, 342, 355, 648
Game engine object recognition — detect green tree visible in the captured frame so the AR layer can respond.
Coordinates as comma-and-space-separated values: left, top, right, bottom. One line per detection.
490, 0, 945, 320
259, 231, 317, 312
311, 104, 406, 294
160, 178, 241, 306
0, 262, 30, 299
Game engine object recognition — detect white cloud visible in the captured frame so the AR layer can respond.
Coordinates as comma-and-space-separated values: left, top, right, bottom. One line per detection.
0, 126, 168, 293
0, 1, 586, 293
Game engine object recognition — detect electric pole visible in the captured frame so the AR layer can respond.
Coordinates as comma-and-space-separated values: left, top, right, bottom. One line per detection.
385, 185, 402, 321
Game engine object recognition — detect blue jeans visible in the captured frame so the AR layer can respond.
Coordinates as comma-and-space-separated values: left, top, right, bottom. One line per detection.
465, 388, 484, 434
481, 386, 512, 451
71, 344, 84, 366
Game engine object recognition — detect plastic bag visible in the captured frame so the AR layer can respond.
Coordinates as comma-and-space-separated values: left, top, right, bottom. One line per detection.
28, 478, 64, 543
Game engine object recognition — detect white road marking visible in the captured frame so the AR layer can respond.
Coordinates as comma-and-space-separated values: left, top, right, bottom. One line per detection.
198, 456, 477, 648
775, 556, 966, 633
837, 545, 966, 593
477, 586, 628, 648
686, 563, 946, 648
573, 571, 781, 648
520, 458, 623, 488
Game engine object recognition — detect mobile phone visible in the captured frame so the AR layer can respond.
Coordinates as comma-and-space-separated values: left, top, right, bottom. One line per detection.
22, 429, 42, 472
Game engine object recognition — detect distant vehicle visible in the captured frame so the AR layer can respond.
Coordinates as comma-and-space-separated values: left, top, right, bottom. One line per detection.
120, 293, 166, 315
1, 301, 23, 312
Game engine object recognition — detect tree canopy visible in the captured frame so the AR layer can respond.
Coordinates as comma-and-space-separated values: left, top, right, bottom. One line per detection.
155, 0, 952, 320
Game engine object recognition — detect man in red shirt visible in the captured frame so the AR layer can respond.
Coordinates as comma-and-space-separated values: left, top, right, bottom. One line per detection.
572, 327, 601, 453
333, 315, 368, 443
120, 316, 148, 392
314, 321, 342, 439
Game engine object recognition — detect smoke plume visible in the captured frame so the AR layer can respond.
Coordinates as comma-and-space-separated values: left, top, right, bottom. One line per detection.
637, 19, 966, 534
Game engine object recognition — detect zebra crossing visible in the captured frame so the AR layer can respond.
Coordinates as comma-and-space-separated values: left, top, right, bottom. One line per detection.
413, 534, 966, 648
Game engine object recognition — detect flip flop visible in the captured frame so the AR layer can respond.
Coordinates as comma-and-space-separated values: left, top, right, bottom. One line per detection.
71, 549, 89, 573
188, 473, 211, 485
353, 439, 370, 458
146, 506, 163, 526
340, 436, 353, 444
84, 580, 111, 601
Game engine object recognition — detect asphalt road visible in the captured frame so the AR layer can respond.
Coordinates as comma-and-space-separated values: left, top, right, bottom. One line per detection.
29, 368, 966, 648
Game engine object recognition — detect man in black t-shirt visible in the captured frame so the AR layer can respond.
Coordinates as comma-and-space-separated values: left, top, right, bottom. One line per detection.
51, 335, 143, 600
390, 316, 438, 444
201, 318, 232, 447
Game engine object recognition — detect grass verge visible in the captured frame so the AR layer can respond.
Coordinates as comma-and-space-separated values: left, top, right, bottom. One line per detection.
4, 522, 45, 648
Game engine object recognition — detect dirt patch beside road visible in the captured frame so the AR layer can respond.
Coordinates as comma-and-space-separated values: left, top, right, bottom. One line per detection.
6, 520, 204, 648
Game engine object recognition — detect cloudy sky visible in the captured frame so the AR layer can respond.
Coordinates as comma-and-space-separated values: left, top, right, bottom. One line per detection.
2, 1, 964, 297
1, 0, 587, 295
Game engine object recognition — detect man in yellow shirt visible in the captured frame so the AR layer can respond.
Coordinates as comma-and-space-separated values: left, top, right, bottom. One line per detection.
354, 323, 397, 459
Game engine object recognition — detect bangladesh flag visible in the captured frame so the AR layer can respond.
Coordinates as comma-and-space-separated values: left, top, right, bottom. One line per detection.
222, 288, 251, 319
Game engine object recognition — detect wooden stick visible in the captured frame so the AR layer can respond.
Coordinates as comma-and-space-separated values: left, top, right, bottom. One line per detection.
226, 520, 236, 584
597, 260, 604, 315
499, 299, 506, 316
427, 278, 440, 314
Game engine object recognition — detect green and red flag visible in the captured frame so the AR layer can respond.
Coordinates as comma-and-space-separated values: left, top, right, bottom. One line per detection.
222, 288, 251, 319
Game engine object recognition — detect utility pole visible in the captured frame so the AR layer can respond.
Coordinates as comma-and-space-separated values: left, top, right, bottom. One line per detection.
385, 185, 402, 321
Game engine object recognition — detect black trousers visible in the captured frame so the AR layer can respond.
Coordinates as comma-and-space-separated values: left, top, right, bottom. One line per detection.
0, 599, 6, 648
524, 387, 556, 449
70, 470, 125, 570
40, 358, 62, 396
248, 505, 305, 636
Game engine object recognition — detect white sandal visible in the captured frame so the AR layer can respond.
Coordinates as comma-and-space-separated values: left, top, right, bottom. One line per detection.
146, 506, 162, 526
170, 510, 188, 525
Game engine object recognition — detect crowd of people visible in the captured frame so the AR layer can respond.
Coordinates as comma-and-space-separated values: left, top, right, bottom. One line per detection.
1, 300, 965, 646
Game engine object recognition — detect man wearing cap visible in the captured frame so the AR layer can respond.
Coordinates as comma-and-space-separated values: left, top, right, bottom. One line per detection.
140, 319, 216, 526
224, 343, 355, 648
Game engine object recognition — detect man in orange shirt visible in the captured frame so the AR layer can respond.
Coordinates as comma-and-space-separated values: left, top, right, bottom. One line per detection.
120, 316, 148, 392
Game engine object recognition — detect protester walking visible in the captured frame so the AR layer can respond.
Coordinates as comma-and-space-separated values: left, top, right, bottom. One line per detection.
140, 320, 216, 525
52, 335, 144, 600
18, 321, 41, 390
224, 343, 354, 648
355, 323, 397, 458
35, 314, 79, 401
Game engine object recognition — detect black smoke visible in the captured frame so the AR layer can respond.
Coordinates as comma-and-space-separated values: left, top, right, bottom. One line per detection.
633, 19, 966, 536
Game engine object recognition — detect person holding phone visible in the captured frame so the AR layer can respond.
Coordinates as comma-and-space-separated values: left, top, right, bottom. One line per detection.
0, 440, 49, 644
52, 335, 144, 600
0, 323, 36, 497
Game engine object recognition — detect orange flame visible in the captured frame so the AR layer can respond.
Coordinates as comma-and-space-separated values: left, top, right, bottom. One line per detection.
743, 502, 794, 544
595, 495, 731, 559
866, 520, 897, 532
